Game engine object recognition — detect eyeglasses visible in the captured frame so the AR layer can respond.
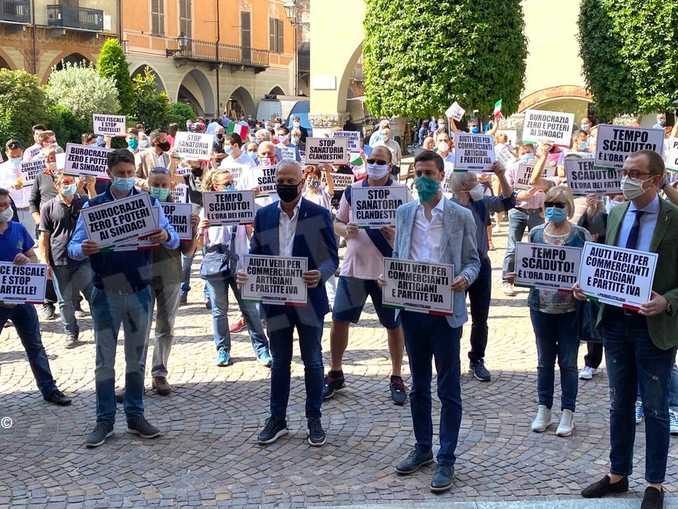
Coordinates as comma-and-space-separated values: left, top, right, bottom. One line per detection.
366, 158, 388, 165
544, 201, 566, 209
622, 169, 652, 179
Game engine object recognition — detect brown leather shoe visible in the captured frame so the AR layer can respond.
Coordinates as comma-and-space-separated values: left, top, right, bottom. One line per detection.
152, 376, 171, 396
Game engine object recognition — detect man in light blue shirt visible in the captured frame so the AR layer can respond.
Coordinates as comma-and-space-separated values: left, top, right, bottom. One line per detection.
615, 194, 660, 251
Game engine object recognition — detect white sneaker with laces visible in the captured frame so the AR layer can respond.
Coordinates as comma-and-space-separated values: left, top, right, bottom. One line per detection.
635, 400, 644, 425
670, 409, 678, 435
579, 366, 596, 380
531, 405, 552, 433
556, 409, 575, 437
502, 281, 517, 297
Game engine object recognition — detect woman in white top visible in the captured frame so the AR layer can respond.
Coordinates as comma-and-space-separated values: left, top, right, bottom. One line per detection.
302, 164, 334, 210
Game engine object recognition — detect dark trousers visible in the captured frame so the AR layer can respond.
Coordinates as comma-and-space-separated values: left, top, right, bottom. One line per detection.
268, 310, 323, 420
0, 304, 56, 397
467, 256, 491, 363
602, 312, 675, 484
401, 311, 462, 467
584, 342, 603, 369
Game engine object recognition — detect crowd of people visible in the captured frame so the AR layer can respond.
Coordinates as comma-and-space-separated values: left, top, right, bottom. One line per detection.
1, 109, 677, 507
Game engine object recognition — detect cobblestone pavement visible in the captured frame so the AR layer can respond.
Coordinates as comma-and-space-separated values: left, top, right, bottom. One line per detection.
1, 227, 676, 508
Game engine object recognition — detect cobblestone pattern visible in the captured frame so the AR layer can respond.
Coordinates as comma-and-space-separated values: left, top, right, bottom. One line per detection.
0, 229, 676, 508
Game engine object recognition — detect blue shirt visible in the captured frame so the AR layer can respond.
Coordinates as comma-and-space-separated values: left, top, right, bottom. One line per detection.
0, 221, 34, 262
616, 194, 660, 252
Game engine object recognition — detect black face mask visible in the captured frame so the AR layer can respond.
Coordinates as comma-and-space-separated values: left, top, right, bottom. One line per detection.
276, 183, 300, 203
157, 141, 171, 152
216, 133, 224, 140
191, 166, 203, 177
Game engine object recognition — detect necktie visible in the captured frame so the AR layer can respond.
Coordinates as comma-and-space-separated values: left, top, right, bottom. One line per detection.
625, 210, 645, 250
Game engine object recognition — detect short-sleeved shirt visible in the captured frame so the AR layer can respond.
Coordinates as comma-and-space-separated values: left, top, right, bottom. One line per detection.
39, 195, 87, 266
0, 221, 35, 262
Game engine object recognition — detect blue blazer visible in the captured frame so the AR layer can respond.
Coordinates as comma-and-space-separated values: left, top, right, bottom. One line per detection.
250, 198, 339, 326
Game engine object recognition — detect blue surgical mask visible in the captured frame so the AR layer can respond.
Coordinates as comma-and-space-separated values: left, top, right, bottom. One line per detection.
61, 183, 77, 197
225, 184, 236, 192
111, 176, 135, 194
471, 126, 480, 134
224, 144, 233, 154
149, 186, 170, 201
545, 206, 567, 224
578, 141, 588, 151
247, 151, 257, 158
9, 157, 21, 168
127, 138, 139, 151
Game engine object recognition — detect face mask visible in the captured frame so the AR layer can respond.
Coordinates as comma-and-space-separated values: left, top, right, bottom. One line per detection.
621, 175, 649, 200
139, 139, 150, 149
156, 141, 171, 152
61, 183, 77, 197
545, 206, 567, 224
127, 139, 138, 150
366, 162, 390, 179
216, 133, 224, 140
468, 183, 485, 201
149, 186, 170, 201
471, 126, 480, 134
437, 142, 450, 153
111, 176, 135, 194
224, 184, 236, 192
276, 183, 300, 203
658, 119, 666, 127
0, 207, 13, 223
580, 123, 590, 132
309, 180, 320, 189
9, 157, 21, 168
224, 144, 233, 154
578, 141, 588, 151
247, 151, 257, 158
520, 153, 535, 163
414, 176, 440, 203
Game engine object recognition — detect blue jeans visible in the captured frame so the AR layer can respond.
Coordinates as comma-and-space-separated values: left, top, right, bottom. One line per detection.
502, 208, 543, 278
467, 256, 492, 363
204, 276, 270, 356
602, 311, 676, 484
401, 311, 462, 467
0, 304, 56, 397
52, 263, 93, 337
530, 309, 579, 411
91, 286, 152, 424
268, 310, 323, 420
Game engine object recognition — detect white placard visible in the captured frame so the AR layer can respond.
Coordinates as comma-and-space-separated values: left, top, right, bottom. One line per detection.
595, 124, 665, 169
173, 132, 214, 160
578, 241, 658, 309
203, 190, 256, 225
445, 101, 465, 122
174, 164, 192, 177
332, 131, 361, 152
515, 242, 581, 290
0, 262, 48, 304
256, 164, 277, 195
19, 160, 44, 187
241, 255, 308, 305
513, 163, 534, 191
350, 185, 408, 227
92, 114, 126, 137
453, 133, 495, 171
495, 144, 517, 168
161, 202, 193, 241
171, 184, 188, 203
564, 155, 622, 195
323, 172, 354, 192
82, 193, 158, 248
665, 137, 678, 171
522, 109, 575, 146
382, 258, 454, 314
64, 143, 111, 179
113, 207, 160, 251
279, 145, 298, 161
305, 137, 349, 165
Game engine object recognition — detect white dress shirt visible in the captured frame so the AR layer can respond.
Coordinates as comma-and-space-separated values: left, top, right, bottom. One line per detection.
278, 200, 301, 257
409, 196, 446, 263
616, 194, 660, 252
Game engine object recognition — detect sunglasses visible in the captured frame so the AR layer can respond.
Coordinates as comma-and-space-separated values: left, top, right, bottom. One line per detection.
544, 201, 566, 209
367, 159, 388, 165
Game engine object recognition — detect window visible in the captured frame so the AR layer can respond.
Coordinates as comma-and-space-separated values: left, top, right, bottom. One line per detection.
151, 0, 164, 36
241, 12, 251, 63
179, 0, 191, 38
269, 18, 284, 54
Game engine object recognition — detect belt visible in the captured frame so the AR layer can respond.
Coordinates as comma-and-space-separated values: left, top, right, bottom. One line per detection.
515, 207, 541, 214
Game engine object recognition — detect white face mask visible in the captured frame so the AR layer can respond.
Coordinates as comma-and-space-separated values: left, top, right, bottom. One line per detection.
0, 207, 13, 223
621, 175, 650, 201
468, 183, 485, 201
366, 162, 390, 179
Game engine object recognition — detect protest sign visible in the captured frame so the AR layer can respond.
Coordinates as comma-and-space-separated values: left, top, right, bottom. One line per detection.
445, 102, 465, 122
113, 207, 160, 251
161, 203, 193, 240
322, 172, 354, 192
350, 186, 408, 227
0, 262, 48, 304
495, 143, 517, 168
19, 160, 45, 187
665, 137, 678, 171
514, 242, 581, 290
578, 241, 658, 309
64, 143, 111, 179
332, 131, 361, 152
595, 124, 664, 168
256, 164, 277, 195
173, 132, 214, 160
92, 114, 126, 137
496, 129, 518, 147
279, 145, 298, 161
453, 133, 495, 171
522, 109, 575, 146
174, 164, 192, 177
382, 258, 454, 314
171, 184, 188, 203
241, 255, 308, 305
82, 193, 158, 248
305, 137, 349, 165
203, 190, 255, 225
564, 155, 622, 195
55, 153, 66, 171
513, 163, 534, 191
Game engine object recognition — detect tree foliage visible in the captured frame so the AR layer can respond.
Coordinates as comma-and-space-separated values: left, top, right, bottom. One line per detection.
130, 67, 170, 131
45, 103, 89, 146
97, 39, 134, 116
578, 0, 678, 120
0, 69, 46, 147
167, 101, 196, 128
363, 0, 527, 119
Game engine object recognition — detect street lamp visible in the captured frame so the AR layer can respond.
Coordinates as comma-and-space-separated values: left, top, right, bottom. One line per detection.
283, 0, 298, 96
166, 33, 189, 57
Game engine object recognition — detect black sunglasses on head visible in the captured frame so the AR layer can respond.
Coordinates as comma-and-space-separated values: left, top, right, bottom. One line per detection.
366, 158, 388, 165
544, 201, 566, 209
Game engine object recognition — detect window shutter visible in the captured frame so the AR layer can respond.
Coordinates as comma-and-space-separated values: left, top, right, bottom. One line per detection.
277, 19, 284, 53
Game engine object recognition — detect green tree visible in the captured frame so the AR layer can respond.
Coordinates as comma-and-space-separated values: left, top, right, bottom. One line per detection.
97, 38, 134, 115
45, 103, 89, 145
363, 0, 527, 119
131, 67, 170, 131
0, 69, 46, 147
578, 0, 678, 120
166, 102, 196, 128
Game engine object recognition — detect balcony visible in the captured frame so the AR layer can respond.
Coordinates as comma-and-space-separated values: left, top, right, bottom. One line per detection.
0, 0, 31, 24
171, 38, 269, 72
46, 4, 103, 32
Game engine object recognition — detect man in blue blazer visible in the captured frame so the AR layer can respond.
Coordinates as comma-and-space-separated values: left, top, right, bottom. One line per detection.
386, 150, 480, 492
238, 160, 338, 447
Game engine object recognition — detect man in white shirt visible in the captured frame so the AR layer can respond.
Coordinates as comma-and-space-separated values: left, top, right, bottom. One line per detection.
22, 124, 45, 162
375, 128, 402, 169
0, 140, 34, 233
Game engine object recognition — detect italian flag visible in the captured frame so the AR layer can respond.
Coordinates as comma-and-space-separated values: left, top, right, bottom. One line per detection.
493, 99, 503, 119
226, 121, 249, 140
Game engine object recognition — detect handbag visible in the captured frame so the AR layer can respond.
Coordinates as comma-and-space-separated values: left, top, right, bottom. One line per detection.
199, 228, 238, 280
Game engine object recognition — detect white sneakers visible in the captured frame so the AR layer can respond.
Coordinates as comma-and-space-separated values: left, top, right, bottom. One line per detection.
531, 405, 575, 437
579, 366, 597, 380
669, 409, 678, 435
502, 281, 517, 297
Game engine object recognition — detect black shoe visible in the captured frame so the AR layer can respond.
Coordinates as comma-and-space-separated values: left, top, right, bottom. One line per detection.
127, 415, 161, 439
307, 418, 326, 447
323, 370, 345, 400
395, 448, 434, 475
430, 464, 454, 493
205, 299, 212, 310
86, 422, 114, 448
470, 359, 491, 382
44, 389, 72, 406
641, 487, 664, 509
179, 293, 188, 306
389, 375, 407, 406
115, 388, 124, 403
65, 334, 79, 349
581, 475, 629, 498
40, 303, 57, 321
257, 416, 288, 445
